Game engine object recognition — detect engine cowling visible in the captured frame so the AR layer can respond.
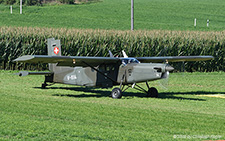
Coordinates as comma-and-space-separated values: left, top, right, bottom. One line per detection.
125, 63, 174, 83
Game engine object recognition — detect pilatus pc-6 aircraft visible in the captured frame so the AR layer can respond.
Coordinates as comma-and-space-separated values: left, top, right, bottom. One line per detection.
14, 38, 214, 99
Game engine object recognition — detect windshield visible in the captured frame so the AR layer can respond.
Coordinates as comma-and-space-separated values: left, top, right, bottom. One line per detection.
121, 58, 140, 65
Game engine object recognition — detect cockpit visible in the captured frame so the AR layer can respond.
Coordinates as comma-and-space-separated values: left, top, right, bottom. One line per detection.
121, 58, 140, 65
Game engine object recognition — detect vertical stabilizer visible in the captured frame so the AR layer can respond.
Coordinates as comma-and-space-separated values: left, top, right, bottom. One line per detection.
47, 38, 61, 71
47, 38, 61, 56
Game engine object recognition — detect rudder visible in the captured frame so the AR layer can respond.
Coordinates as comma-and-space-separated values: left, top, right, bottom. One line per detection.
47, 38, 61, 71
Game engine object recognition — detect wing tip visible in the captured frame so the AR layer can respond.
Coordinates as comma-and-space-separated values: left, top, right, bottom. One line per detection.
13, 55, 34, 62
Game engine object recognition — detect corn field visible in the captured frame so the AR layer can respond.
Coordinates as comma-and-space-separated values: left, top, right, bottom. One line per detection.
0, 27, 224, 71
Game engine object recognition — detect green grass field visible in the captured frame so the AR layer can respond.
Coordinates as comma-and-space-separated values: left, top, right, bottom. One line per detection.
0, 0, 225, 140
0, 71, 225, 140
0, 0, 225, 31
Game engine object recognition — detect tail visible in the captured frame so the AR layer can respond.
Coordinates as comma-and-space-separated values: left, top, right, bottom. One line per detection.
47, 38, 61, 71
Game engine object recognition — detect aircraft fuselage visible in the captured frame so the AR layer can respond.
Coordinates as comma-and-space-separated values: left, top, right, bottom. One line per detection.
51, 62, 169, 88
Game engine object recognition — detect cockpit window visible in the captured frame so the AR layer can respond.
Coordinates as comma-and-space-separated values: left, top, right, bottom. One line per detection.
121, 58, 140, 64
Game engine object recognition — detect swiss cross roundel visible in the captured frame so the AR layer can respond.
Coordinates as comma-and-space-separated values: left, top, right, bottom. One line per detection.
54, 47, 59, 55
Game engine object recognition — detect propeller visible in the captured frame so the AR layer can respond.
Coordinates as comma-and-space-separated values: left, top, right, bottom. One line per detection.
160, 71, 169, 89
159, 64, 174, 90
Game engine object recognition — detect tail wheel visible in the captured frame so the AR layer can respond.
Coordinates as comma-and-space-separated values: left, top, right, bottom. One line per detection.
147, 87, 158, 98
111, 88, 122, 99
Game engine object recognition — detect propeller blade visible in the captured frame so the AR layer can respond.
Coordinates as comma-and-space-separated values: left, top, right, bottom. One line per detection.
161, 71, 169, 79
159, 71, 169, 89
122, 50, 128, 58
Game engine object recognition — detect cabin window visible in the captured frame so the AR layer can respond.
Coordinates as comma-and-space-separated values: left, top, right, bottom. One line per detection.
122, 58, 140, 65
99, 65, 105, 72
99, 64, 115, 72
106, 66, 110, 71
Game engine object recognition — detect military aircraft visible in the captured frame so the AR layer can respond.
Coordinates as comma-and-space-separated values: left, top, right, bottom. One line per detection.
14, 38, 214, 99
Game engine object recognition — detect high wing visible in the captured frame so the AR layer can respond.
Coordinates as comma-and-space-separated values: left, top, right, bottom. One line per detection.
13, 55, 120, 67
136, 56, 214, 63
14, 55, 214, 67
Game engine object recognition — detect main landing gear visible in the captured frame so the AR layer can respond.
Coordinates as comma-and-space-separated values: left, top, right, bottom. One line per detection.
41, 75, 54, 89
147, 87, 158, 98
111, 88, 122, 99
111, 82, 158, 99
41, 82, 47, 89
41, 82, 55, 89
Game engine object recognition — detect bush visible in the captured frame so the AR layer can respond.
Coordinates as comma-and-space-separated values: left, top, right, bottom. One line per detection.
59, 0, 74, 4
25, 0, 43, 6
2, 0, 43, 5
4, 0, 16, 5
1, 0, 96, 5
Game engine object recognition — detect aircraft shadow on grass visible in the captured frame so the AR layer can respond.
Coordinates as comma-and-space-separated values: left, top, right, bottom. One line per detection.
34, 86, 224, 101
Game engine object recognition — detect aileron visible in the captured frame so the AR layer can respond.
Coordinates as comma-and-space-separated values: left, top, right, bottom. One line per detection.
136, 56, 214, 63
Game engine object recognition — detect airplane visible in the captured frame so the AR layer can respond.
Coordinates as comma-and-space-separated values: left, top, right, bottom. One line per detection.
13, 38, 214, 99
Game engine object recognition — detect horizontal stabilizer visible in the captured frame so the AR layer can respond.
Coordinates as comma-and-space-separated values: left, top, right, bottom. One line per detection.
15, 71, 53, 77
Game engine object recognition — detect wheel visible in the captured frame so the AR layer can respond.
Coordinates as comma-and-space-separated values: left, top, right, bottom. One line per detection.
111, 88, 122, 99
147, 87, 158, 98
41, 83, 47, 89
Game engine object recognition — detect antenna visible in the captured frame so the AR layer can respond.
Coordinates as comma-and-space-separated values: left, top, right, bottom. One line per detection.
109, 50, 114, 57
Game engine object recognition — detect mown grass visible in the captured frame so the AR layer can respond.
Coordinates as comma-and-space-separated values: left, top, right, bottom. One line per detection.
0, 71, 225, 140
0, 0, 225, 31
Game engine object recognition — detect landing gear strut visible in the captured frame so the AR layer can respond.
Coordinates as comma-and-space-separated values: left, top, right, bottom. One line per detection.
111, 81, 158, 99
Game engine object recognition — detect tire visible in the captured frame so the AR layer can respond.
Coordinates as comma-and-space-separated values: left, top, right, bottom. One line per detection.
111, 88, 122, 99
41, 83, 47, 89
147, 87, 158, 98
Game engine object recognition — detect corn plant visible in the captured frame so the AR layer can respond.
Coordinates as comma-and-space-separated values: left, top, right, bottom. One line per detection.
0, 26, 224, 71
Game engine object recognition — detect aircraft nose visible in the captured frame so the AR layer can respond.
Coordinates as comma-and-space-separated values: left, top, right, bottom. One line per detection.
165, 65, 174, 72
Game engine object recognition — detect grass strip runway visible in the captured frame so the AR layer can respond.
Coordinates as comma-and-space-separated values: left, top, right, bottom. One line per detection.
0, 71, 224, 140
